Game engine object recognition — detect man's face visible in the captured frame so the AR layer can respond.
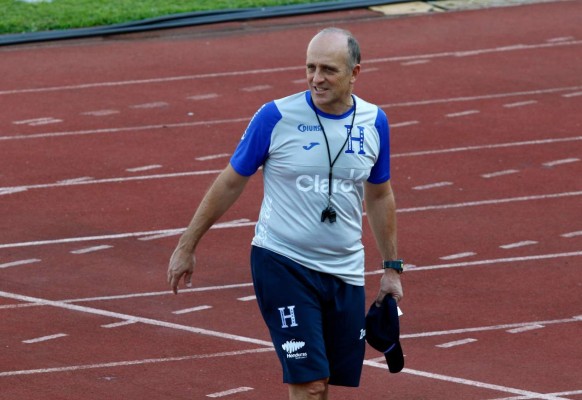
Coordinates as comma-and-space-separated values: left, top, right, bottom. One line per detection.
306, 33, 360, 115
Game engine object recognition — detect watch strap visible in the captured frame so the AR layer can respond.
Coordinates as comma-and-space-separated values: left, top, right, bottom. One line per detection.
382, 259, 404, 274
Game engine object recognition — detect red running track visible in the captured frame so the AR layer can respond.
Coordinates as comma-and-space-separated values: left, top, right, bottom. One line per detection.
1, 1, 581, 399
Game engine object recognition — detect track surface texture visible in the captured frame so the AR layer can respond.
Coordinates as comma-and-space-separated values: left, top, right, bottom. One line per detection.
1, 1, 581, 399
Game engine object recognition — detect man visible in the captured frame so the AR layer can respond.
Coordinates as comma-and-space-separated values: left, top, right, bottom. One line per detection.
167, 27, 403, 400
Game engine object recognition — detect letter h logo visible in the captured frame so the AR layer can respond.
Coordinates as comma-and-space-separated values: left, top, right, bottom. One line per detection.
345, 125, 366, 155
278, 305, 299, 328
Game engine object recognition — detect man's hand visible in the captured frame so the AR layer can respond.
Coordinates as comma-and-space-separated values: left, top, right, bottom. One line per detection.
375, 268, 403, 306
167, 247, 195, 294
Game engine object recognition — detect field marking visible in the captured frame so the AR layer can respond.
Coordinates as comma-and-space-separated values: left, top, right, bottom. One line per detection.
380, 85, 582, 109
173, 305, 213, 315
503, 100, 538, 108
196, 153, 231, 161
126, 165, 162, 172
0, 258, 41, 269
70, 245, 113, 254
543, 158, 579, 167
500, 241, 538, 249
481, 169, 520, 178
2, 39, 580, 97
440, 252, 476, 260
446, 110, 480, 118
207, 387, 254, 398
362, 362, 573, 400
101, 320, 138, 329
436, 338, 477, 348
506, 324, 545, 334
413, 181, 453, 190
0, 290, 273, 347
1, 191, 581, 250
0, 347, 275, 377
23, 333, 68, 344
1, 254, 581, 312
561, 231, 582, 238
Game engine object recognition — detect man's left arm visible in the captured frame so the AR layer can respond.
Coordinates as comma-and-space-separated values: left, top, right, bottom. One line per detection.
364, 180, 403, 305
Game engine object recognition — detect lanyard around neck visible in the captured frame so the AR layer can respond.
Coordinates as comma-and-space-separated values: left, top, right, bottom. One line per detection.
313, 96, 357, 204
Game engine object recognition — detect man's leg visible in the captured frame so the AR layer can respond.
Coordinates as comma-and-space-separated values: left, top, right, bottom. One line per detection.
288, 379, 329, 400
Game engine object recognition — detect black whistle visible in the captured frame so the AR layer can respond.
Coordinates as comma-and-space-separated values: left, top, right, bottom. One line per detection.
321, 206, 337, 223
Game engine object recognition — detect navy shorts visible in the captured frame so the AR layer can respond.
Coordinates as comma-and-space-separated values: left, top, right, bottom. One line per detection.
250, 246, 366, 387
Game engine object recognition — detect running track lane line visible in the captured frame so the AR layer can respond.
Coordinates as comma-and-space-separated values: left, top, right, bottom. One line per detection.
0, 290, 273, 348
363, 360, 572, 400
0, 39, 580, 96
1, 190, 581, 250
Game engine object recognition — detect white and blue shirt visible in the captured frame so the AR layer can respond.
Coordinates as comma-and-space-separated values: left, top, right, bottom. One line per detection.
230, 91, 390, 286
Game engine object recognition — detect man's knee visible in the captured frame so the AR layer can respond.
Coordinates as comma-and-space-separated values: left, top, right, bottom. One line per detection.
289, 378, 329, 399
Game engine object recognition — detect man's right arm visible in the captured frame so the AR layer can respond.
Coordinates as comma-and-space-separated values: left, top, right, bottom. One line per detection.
167, 163, 250, 294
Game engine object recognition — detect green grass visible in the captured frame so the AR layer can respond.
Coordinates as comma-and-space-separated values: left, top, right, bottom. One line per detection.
1, 0, 334, 35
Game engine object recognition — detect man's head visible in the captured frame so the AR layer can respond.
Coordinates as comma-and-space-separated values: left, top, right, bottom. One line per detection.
306, 28, 361, 115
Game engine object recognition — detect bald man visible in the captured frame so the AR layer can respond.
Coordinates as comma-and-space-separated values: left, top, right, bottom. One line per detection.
168, 28, 403, 400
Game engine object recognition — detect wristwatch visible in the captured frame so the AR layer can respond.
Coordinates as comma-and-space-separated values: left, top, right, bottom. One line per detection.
382, 259, 404, 274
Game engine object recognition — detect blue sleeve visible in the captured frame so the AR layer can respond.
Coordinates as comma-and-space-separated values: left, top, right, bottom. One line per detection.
367, 108, 391, 184
230, 101, 282, 176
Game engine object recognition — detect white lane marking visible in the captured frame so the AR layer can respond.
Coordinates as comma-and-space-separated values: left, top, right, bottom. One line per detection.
0, 347, 274, 377
196, 153, 231, 161
0, 259, 41, 269
237, 295, 256, 302
366, 252, 582, 277
57, 177, 93, 184
436, 338, 477, 348
562, 91, 582, 98
81, 110, 119, 116
397, 190, 582, 213
13, 117, 62, 126
391, 120, 419, 128
0, 290, 273, 347
503, 100, 537, 108
240, 85, 271, 92
187, 93, 219, 101
440, 252, 476, 260
413, 181, 453, 190
0, 187, 28, 196
543, 158, 579, 167
23, 333, 68, 344
380, 85, 582, 109
446, 110, 480, 118
0, 118, 250, 141
126, 165, 162, 172
481, 169, 520, 178
3, 40, 580, 96
172, 305, 212, 315
207, 387, 254, 398
392, 136, 582, 158
546, 37, 575, 43
500, 241, 538, 249
137, 231, 182, 241
101, 320, 137, 328
70, 245, 113, 254
1, 191, 581, 251
401, 59, 430, 66
561, 230, 582, 238
400, 317, 580, 339
130, 102, 168, 109
506, 324, 545, 334
492, 389, 582, 400
363, 363, 573, 400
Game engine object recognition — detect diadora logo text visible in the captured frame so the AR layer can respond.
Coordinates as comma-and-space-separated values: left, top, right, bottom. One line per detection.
297, 124, 322, 133
296, 169, 367, 193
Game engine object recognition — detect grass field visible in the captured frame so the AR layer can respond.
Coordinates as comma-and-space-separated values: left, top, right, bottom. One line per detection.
1, 0, 334, 34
